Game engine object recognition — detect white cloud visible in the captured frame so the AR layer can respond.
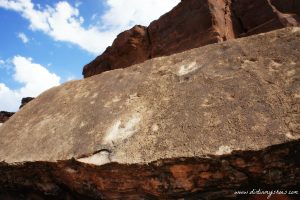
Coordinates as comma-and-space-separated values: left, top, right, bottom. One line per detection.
101, 0, 180, 30
17, 32, 29, 43
0, 0, 113, 54
0, 56, 60, 111
0, 59, 4, 65
0, 0, 180, 55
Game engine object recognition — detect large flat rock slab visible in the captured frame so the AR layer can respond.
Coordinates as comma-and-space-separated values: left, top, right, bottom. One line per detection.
0, 27, 299, 164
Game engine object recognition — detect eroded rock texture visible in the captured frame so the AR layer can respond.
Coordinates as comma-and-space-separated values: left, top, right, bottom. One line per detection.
83, 0, 300, 78
0, 140, 299, 199
0, 28, 299, 199
1, 27, 300, 163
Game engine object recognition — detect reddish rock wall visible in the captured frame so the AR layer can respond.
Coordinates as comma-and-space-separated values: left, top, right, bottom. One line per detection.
0, 140, 298, 199
83, 25, 151, 77
83, 0, 300, 78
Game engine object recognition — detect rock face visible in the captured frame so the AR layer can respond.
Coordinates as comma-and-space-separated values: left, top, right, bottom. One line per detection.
83, 25, 151, 77
1, 27, 300, 163
0, 28, 299, 199
0, 140, 298, 199
83, 0, 300, 78
0, 111, 14, 123
19, 97, 35, 109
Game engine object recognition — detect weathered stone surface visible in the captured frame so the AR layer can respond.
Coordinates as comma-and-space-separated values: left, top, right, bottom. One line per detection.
19, 97, 35, 109
0, 111, 14, 123
0, 140, 299, 199
0, 27, 299, 200
83, 0, 300, 78
1, 28, 299, 165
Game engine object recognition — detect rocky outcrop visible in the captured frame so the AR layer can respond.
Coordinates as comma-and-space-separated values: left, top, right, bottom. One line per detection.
83, 0, 300, 78
0, 111, 14, 123
0, 28, 299, 198
0, 97, 35, 124
83, 25, 151, 77
19, 97, 35, 109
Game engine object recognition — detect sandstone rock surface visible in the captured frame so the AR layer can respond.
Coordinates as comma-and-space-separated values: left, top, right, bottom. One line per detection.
0, 27, 299, 200
83, 0, 300, 78
1, 27, 299, 164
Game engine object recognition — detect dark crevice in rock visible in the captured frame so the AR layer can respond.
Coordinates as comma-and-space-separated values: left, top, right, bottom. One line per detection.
235, 16, 248, 34
77, 149, 112, 160
230, 2, 248, 36
146, 27, 153, 59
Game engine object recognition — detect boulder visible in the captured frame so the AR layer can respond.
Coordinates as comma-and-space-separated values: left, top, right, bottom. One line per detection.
83, 0, 300, 78
19, 97, 35, 109
0, 28, 299, 199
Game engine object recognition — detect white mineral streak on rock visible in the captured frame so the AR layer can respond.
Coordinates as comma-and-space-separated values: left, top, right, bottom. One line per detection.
177, 61, 199, 76
103, 113, 141, 145
215, 146, 232, 155
78, 150, 111, 165
285, 132, 300, 140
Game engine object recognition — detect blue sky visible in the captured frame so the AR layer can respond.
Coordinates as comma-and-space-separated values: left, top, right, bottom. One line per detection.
0, 0, 179, 111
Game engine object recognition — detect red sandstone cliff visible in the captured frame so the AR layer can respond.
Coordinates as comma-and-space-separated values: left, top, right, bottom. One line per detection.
83, 0, 300, 78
